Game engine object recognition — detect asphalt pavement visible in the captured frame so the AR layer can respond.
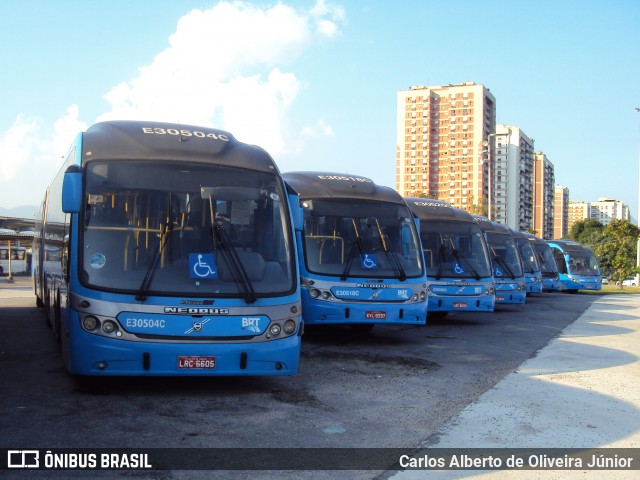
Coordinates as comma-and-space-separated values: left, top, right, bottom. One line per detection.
2, 275, 639, 478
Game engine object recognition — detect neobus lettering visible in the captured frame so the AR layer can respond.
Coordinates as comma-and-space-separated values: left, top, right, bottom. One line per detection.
141, 127, 229, 141
164, 307, 229, 314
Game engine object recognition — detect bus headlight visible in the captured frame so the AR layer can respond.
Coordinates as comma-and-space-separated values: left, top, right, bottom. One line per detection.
420, 291, 426, 301
309, 289, 321, 299
412, 293, 419, 302
269, 323, 282, 336
321, 291, 332, 300
82, 315, 99, 331
102, 320, 117, 334
283, 319, 296, 334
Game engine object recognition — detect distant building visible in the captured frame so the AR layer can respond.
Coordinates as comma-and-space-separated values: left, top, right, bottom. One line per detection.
533, 152, 555, 239
491, 125, 535, 232
566, 198, 630, 230
589, 198, 630, 225
568, 201, 590, 232
396, 82, 496, 213
554, 186, 569, 239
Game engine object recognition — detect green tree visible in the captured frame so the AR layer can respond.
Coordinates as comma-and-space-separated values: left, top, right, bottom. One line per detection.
594, 219, 640, 287
568, 219, 604, 250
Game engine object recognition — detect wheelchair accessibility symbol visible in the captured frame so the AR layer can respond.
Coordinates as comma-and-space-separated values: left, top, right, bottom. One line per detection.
494, 267, 503, 277
454, 263, 464, 274
361, 253, 378, 270
190, 253, 218, 279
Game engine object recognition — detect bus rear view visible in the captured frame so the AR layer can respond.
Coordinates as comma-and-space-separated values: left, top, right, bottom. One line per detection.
33, 121, 302, 376
284, 172, 427, 330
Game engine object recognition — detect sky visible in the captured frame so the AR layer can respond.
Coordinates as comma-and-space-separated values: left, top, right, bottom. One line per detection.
1, 0, 639, 221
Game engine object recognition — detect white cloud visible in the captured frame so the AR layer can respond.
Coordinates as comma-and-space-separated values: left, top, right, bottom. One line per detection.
0, 0, 345, 208
98, 0, 345, 156
0, 115, 41, 182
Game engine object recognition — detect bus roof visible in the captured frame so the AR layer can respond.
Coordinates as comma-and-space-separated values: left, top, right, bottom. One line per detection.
547, 240, 594, 252
80, 121, 278, 173
508, 228, 528, 239
283, 172, 405, 204
405, 197, 476, 222
522, 232, 548, 245
471, 215, 512, 235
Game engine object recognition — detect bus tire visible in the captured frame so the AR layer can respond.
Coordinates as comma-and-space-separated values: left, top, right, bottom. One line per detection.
34, 277, 45, 308
54, 290, 62, 345
44, 288, 52, 327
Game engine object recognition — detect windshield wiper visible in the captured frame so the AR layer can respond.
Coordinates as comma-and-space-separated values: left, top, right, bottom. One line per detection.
199, 186, 256, 304
371, 217, 406, 281
435, 242, 446, 280
136, 223, 172, 302
448, 238, 480, 280
490, 247, 516, 279
214, 222, 257, 304
340, 219, 364, 280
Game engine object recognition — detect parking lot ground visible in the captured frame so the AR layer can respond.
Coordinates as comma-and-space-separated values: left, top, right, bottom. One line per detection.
391, 293, 640, 479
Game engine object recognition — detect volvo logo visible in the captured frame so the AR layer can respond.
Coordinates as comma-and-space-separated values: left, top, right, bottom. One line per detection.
185, 318, 210, 334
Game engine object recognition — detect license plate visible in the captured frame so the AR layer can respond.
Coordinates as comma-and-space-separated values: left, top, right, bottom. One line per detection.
452, 302, 468, 309
496, 296, 505, 301
365, 311, 386, 319
177, 356, 216, 369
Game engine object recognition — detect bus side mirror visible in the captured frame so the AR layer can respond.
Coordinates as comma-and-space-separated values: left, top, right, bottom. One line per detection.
62, 166, 82, 213
288, 193, 303, 232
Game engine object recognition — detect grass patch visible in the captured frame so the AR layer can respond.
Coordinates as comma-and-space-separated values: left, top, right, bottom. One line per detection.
580, 284, 640, 295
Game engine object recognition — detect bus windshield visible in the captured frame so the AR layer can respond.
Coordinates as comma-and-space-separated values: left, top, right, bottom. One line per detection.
533, 244, 558, 274
420, 221, 492, 279
81, 160, 295, 297
300, 198, 423, 279
566, 251, 601, 276
486, 232, 524, 278
515, 238, 540, 274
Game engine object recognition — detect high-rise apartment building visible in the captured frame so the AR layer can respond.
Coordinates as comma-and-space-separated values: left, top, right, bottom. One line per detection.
533, 152, 555, 239
491, 125, 535, 231
554, 185, 569, 239
590, 198, 630, 225
568, 201, 590, 232
396, 83, 496, 213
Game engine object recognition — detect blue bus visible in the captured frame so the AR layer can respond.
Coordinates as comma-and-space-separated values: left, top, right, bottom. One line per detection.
510, 229, 542, 295
405, 198, 494, 318
283, 172, 427, 330
472, 216, 526, 304
524, 233, 560, 291
33, 120, 302, 376
547, 240, 602, 292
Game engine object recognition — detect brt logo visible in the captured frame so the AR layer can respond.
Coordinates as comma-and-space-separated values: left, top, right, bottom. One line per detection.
242, 317, 260, 332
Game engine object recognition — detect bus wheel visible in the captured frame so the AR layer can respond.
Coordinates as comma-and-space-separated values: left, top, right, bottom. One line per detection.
44, 290, 52, 327
350, 324, 374, 333
34, 278, 44, 308
54, 291, 62, 344
0, 266, 3, 275
428, 311, 448, 320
